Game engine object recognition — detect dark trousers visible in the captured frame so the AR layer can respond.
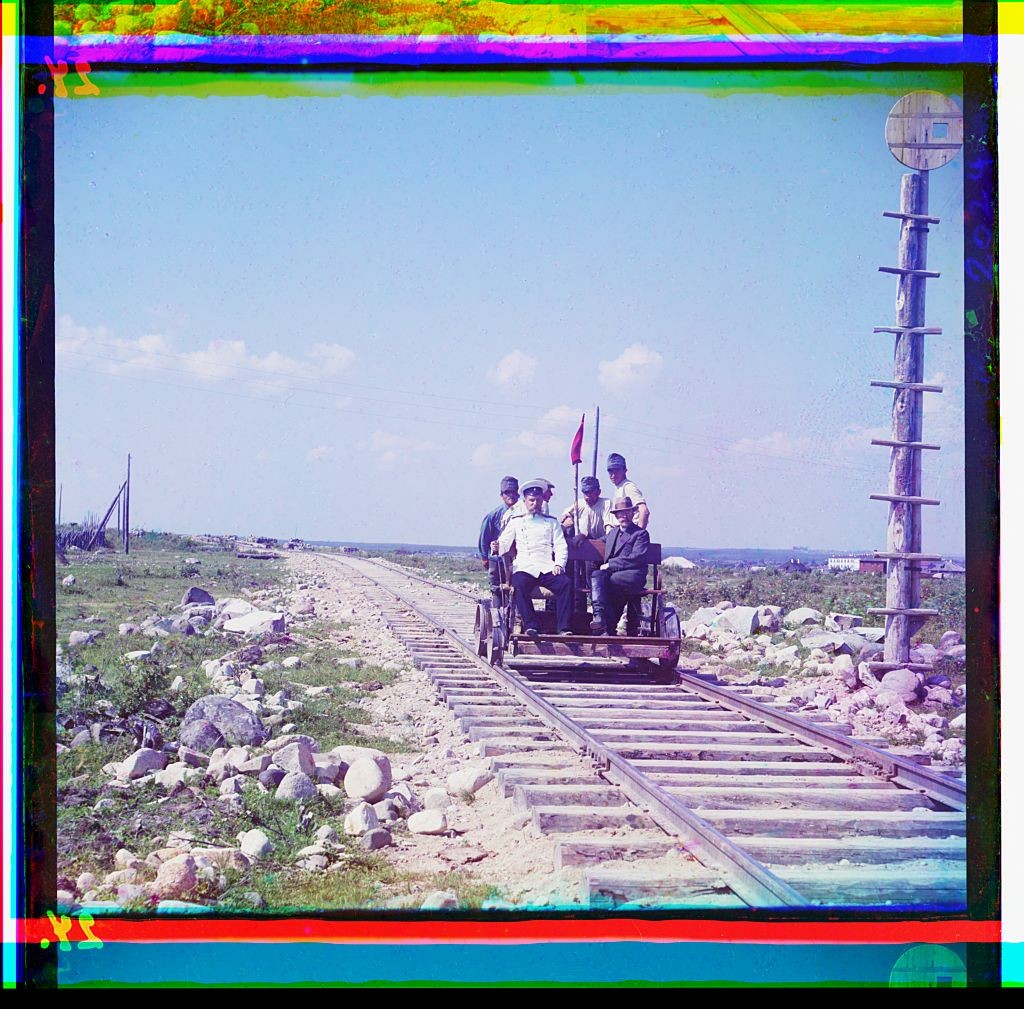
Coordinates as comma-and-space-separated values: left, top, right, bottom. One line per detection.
510, 570, 572, 633
591, 569, 644, 635
487, 557, 503, 608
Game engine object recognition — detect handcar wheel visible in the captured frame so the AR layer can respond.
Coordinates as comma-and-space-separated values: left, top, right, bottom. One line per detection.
658, 607, 682, 671
487, 623, 504, 667
476, 603, 492, 658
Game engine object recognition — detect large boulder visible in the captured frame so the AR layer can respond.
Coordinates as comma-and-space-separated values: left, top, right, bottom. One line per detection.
179, 720, 226, 753
273, 741, 315, 777
181, 695, 267, 747
784, 607, 822, 628
117, 747, 168, 780
713, 606, 759, 637
879, 668, 921, 703
218, 598, 254, 617
223, 611, 286, 635
275, 772, 316, 802
344, 756, 392, 803
153, 855, 197, 900
181, 587, 215, 606
826, 612, 863, 632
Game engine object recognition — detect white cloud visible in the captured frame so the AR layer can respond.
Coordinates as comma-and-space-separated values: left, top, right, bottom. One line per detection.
472, 442, 498, 470
538, 405, 584, 432
306, 445, 332, 462
310, 343, 356, 375
359, 430, 439, 468
56, 314, 356, 391
833, 423, 893, 456
598, 343, 664, 393
488, 350, 538, 388
512, 430, 564, 459
729, 431, 816, 459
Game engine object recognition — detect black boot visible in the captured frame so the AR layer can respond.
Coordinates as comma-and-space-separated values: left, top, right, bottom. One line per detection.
590, 610, 607, 635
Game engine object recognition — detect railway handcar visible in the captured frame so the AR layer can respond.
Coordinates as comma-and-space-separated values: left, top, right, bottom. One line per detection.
474, 538, 682, 676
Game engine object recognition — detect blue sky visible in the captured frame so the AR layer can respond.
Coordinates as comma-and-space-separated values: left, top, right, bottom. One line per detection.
54, 72, 967, 552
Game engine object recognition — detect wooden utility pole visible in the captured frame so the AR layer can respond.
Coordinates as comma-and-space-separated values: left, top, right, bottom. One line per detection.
125, 453, 131, 554
867, 92, 963, 674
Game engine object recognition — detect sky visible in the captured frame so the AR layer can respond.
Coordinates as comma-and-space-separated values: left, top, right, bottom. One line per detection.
54, 70, 969, 553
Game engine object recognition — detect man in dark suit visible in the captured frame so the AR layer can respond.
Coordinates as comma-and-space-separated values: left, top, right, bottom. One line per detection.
590, 496, 650, 636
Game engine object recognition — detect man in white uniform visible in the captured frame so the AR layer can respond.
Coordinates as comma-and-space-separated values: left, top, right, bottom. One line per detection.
605, 453, 649, 530
496, 479, 572, 636
501, 477, 555, 527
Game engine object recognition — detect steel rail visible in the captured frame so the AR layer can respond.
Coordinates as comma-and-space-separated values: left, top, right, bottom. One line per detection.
329, 554, 810, 908
356, 555, 482, 603
677, 673, 966, 812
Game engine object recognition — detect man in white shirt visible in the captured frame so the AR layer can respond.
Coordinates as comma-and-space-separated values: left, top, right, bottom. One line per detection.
560, 475, 611, 540
496, 479, 572, 637
605, 453, 649, 530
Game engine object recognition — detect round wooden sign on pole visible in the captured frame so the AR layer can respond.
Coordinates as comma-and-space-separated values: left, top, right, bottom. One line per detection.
885, 91, 963, 170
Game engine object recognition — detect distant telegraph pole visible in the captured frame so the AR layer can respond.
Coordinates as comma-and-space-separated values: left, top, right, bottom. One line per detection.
867, 92, 963, 675
125, 453, 131, 554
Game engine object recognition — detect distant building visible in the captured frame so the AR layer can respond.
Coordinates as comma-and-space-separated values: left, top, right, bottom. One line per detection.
828, 555, 885, 574
828, 556, 860, 572
783, 558, 811, 573
930, 559, 966, 579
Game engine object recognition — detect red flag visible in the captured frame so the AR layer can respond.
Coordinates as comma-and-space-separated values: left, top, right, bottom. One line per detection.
570, 414, 585, 465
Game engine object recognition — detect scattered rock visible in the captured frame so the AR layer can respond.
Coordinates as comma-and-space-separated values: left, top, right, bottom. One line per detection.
344, 756, 392, 803
223, 610, 286, 635
826, 612, 863, 632
273, 741, 315, 778
259, 768, 287, 790
117, 747, 168, 780
344, 802, 380, 835
275, 771, 316, 801
181, 695, 267, 747
116, 884, 151, 908
408, 810, 448, 835
181, 587, 215, 606
68, 630, 100, 648
281, 656, 302, 670
152, 855, 197, 900
239, 829, 272, 860
879, 668, 921, 702
784, 607, 822, 628
447, 767, 494, 796
713, 606, 759, 636
360, 828, 393, 851
423, 787, 451, 810
420, 890, 458, 910
62, 575, 76, 587
939, 631, 963, 650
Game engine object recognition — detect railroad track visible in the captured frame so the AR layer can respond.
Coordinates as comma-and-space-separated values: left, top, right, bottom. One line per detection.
317, 552, 967, 911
